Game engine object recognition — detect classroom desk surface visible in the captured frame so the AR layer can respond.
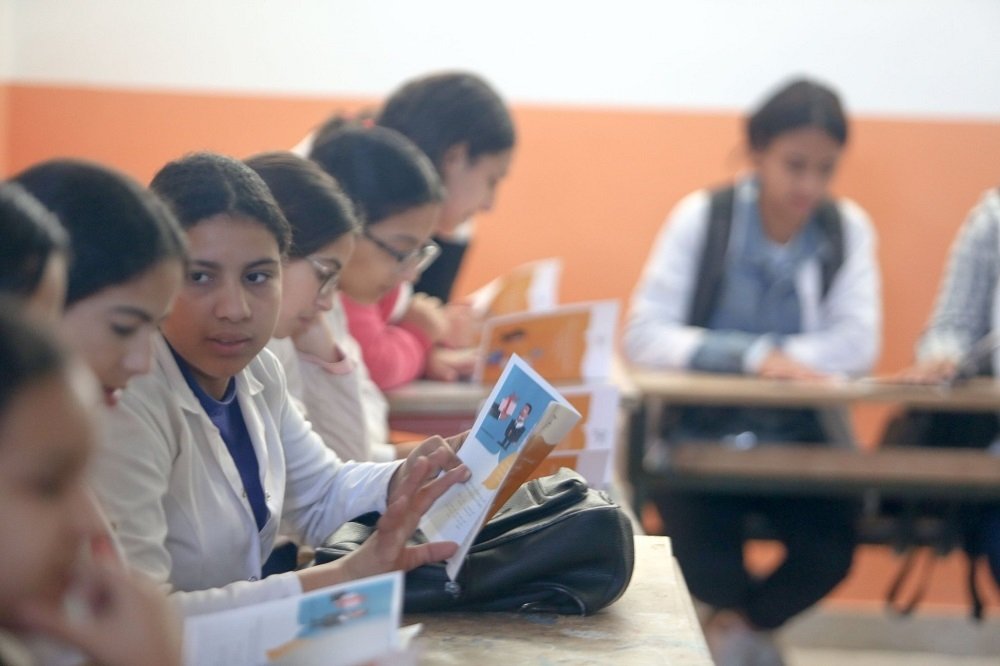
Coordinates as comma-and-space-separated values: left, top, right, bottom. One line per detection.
645, 442, 1000, 500
627, 370, 1000, 412
407, 535, 711, 665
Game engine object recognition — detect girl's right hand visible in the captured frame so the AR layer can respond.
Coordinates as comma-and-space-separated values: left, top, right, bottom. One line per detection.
400, 293, 449, 342
756, 350, 830, 382
894, 358, 959, 385
17, 557, 182, 666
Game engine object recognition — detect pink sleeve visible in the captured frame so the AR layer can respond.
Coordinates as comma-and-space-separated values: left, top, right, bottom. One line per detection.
341, 293, 432, 390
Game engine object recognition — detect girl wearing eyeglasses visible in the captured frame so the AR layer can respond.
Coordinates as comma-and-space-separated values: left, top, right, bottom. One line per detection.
309, 124, 454, 394
246, 151, 395, 465
89, 151, 468, 619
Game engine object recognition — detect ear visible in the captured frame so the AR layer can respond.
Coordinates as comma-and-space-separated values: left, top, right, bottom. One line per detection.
440, 142, 471, 174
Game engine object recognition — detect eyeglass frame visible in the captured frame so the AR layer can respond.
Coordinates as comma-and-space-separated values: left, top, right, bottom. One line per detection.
361, 229, 441, 274
306, 256, 342, 298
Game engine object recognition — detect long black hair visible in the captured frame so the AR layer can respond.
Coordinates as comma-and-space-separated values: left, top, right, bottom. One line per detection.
14, 160, 186, 306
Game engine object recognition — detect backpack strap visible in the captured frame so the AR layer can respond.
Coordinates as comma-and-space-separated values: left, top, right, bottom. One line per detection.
688, 187, 845, 326
687, 186, 735, 327
814, 200, 844, 298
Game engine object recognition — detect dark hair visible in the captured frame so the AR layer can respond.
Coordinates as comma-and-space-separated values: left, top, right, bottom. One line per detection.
747, 78, 848, 151
376, 71, 516, 170
13, 160, 186, 306
150, 152, 291, 254
309, 125, 444, 228
0, 300, 67, 421
0, 182, 69, 298
244, 151, 360, 259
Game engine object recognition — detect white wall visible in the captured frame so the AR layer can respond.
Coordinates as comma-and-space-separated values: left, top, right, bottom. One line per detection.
9, 0, 1000, 119
0, 0, 14, 81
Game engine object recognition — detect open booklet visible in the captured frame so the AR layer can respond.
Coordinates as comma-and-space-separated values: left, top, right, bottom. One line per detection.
418, 354, 582, 580
463, 258, 562, 318
182, 571, 417, 666
473, 299, 619, 385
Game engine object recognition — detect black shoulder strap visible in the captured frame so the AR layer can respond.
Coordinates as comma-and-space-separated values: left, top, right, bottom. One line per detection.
814, 200, 844, 298
688, 189, 845, 326
688, 186, 735, 327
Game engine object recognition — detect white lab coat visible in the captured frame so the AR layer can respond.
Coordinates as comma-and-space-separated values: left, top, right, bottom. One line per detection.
90, 335, 400, 617
266, 298, 394, 463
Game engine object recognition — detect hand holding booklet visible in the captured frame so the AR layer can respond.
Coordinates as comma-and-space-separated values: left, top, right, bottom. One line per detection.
418, 354, 582, 580
182, 571, 414, 666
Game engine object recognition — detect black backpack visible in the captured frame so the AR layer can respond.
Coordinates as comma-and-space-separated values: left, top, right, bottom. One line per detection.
687, 185, 845, 327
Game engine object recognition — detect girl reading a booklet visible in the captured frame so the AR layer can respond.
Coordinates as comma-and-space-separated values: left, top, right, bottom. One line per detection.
247, 151, 396, 462
0, 309, 181, 666
90, 152, 469, 618
14, 160, 187, 409
309, 124, 450, 391
625, 78, 880, 663
306, 72, 516, 389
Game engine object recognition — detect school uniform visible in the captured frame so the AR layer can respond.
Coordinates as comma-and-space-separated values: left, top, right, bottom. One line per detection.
267, 298, 394, 463
624, 177, 881, 629
90, 335, 400, 617
341, 287, 432, 391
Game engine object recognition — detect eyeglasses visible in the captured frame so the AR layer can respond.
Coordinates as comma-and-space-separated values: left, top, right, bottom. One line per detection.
307, 257, 342, 298
362, 229, 441, 274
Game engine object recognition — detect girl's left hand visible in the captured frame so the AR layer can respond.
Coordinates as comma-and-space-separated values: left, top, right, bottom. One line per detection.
387, 435, 468, 505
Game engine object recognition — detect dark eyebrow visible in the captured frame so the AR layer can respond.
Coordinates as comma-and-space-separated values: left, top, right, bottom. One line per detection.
109, 305, 154, 323
245, 258, 280, 271
189, 258, 279, 271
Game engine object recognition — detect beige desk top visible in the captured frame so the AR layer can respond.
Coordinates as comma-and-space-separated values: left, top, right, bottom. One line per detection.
386, 360, 640, 418
628, 370, 1000, 413
407, 535, 711, 665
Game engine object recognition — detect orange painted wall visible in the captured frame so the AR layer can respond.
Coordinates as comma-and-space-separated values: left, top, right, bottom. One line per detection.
0, 84, 9, 174
7, 84, 1000, 442
7, 84, 1000, 610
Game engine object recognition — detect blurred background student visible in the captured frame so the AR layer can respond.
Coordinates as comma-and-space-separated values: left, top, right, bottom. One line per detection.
624, 78, 881, 665
894, 186, 1000, 596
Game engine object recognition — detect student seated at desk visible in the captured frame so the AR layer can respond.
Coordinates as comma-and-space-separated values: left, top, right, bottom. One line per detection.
305, 72, 516, 388
624, 78, 881, 664
247, 151, 397, 463
0, 310, 182, 666
896, 186, 1000, 592
309, 123, 449, 392
89, 152, 469, 619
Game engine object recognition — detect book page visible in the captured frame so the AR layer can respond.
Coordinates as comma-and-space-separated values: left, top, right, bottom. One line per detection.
464, 258, 562, 317
418, 354, 581, 580
525, 383, 621, 488
474, 300, 620, 385
182, 572, 403, 666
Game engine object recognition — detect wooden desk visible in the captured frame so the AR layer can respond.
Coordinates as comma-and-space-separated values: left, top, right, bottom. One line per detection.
386, 362, 640, 437
408, 535, 711, 665
628, 371, 1000, 413
626, 370, 1000, 545
647, 443, 1000, 501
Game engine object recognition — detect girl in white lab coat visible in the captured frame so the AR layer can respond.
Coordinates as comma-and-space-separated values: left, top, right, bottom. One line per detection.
91, 152, 467, 618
